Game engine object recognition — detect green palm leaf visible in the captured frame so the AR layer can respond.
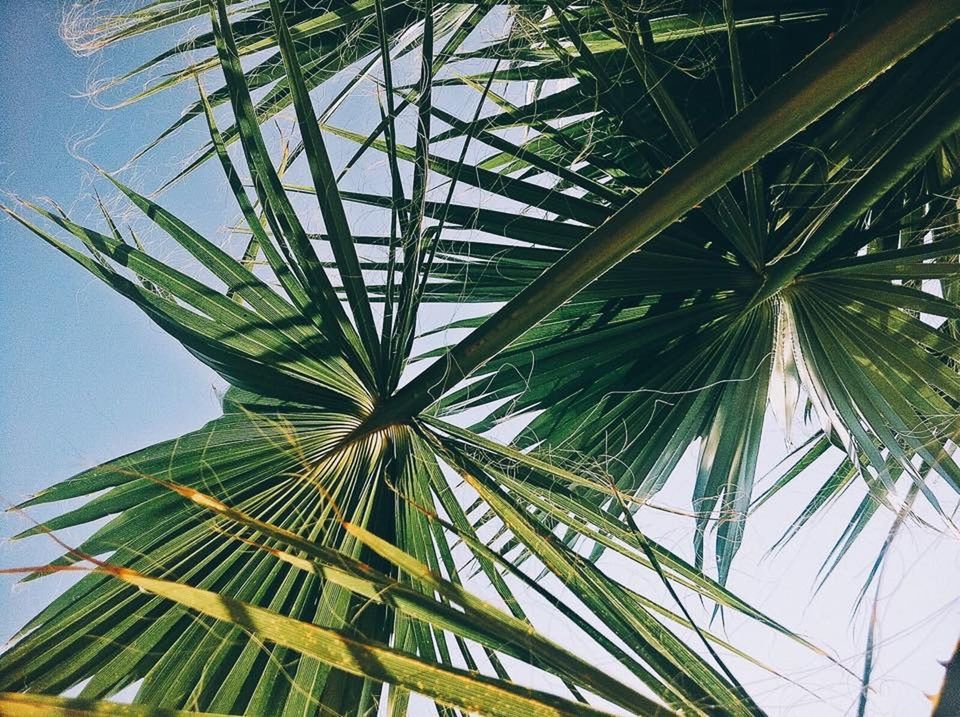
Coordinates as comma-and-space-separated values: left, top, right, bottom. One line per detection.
4, 0, 960, 714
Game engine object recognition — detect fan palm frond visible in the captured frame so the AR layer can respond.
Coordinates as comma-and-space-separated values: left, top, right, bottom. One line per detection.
3, 0, 959, 714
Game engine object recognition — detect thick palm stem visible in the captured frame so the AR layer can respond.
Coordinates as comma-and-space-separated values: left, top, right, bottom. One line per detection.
368, 0, 958, 426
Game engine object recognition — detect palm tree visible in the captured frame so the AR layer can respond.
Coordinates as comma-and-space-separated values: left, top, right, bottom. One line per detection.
2, 0, 959, 714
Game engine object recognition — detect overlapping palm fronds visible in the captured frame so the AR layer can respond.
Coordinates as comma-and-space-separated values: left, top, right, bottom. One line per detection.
3, 0, 959, 714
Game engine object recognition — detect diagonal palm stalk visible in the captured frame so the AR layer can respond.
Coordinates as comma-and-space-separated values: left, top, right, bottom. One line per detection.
371, 0, 959, 416
2, 0, 959, 714
339, 0, 960, 578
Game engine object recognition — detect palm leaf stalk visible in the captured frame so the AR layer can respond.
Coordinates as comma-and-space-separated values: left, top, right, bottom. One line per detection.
357, 2, 960, 579
369, 0, 959, 420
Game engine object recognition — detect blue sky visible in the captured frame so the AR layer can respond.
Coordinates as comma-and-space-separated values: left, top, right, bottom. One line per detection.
1, 4, 958, 715
0, 0, 226, 648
